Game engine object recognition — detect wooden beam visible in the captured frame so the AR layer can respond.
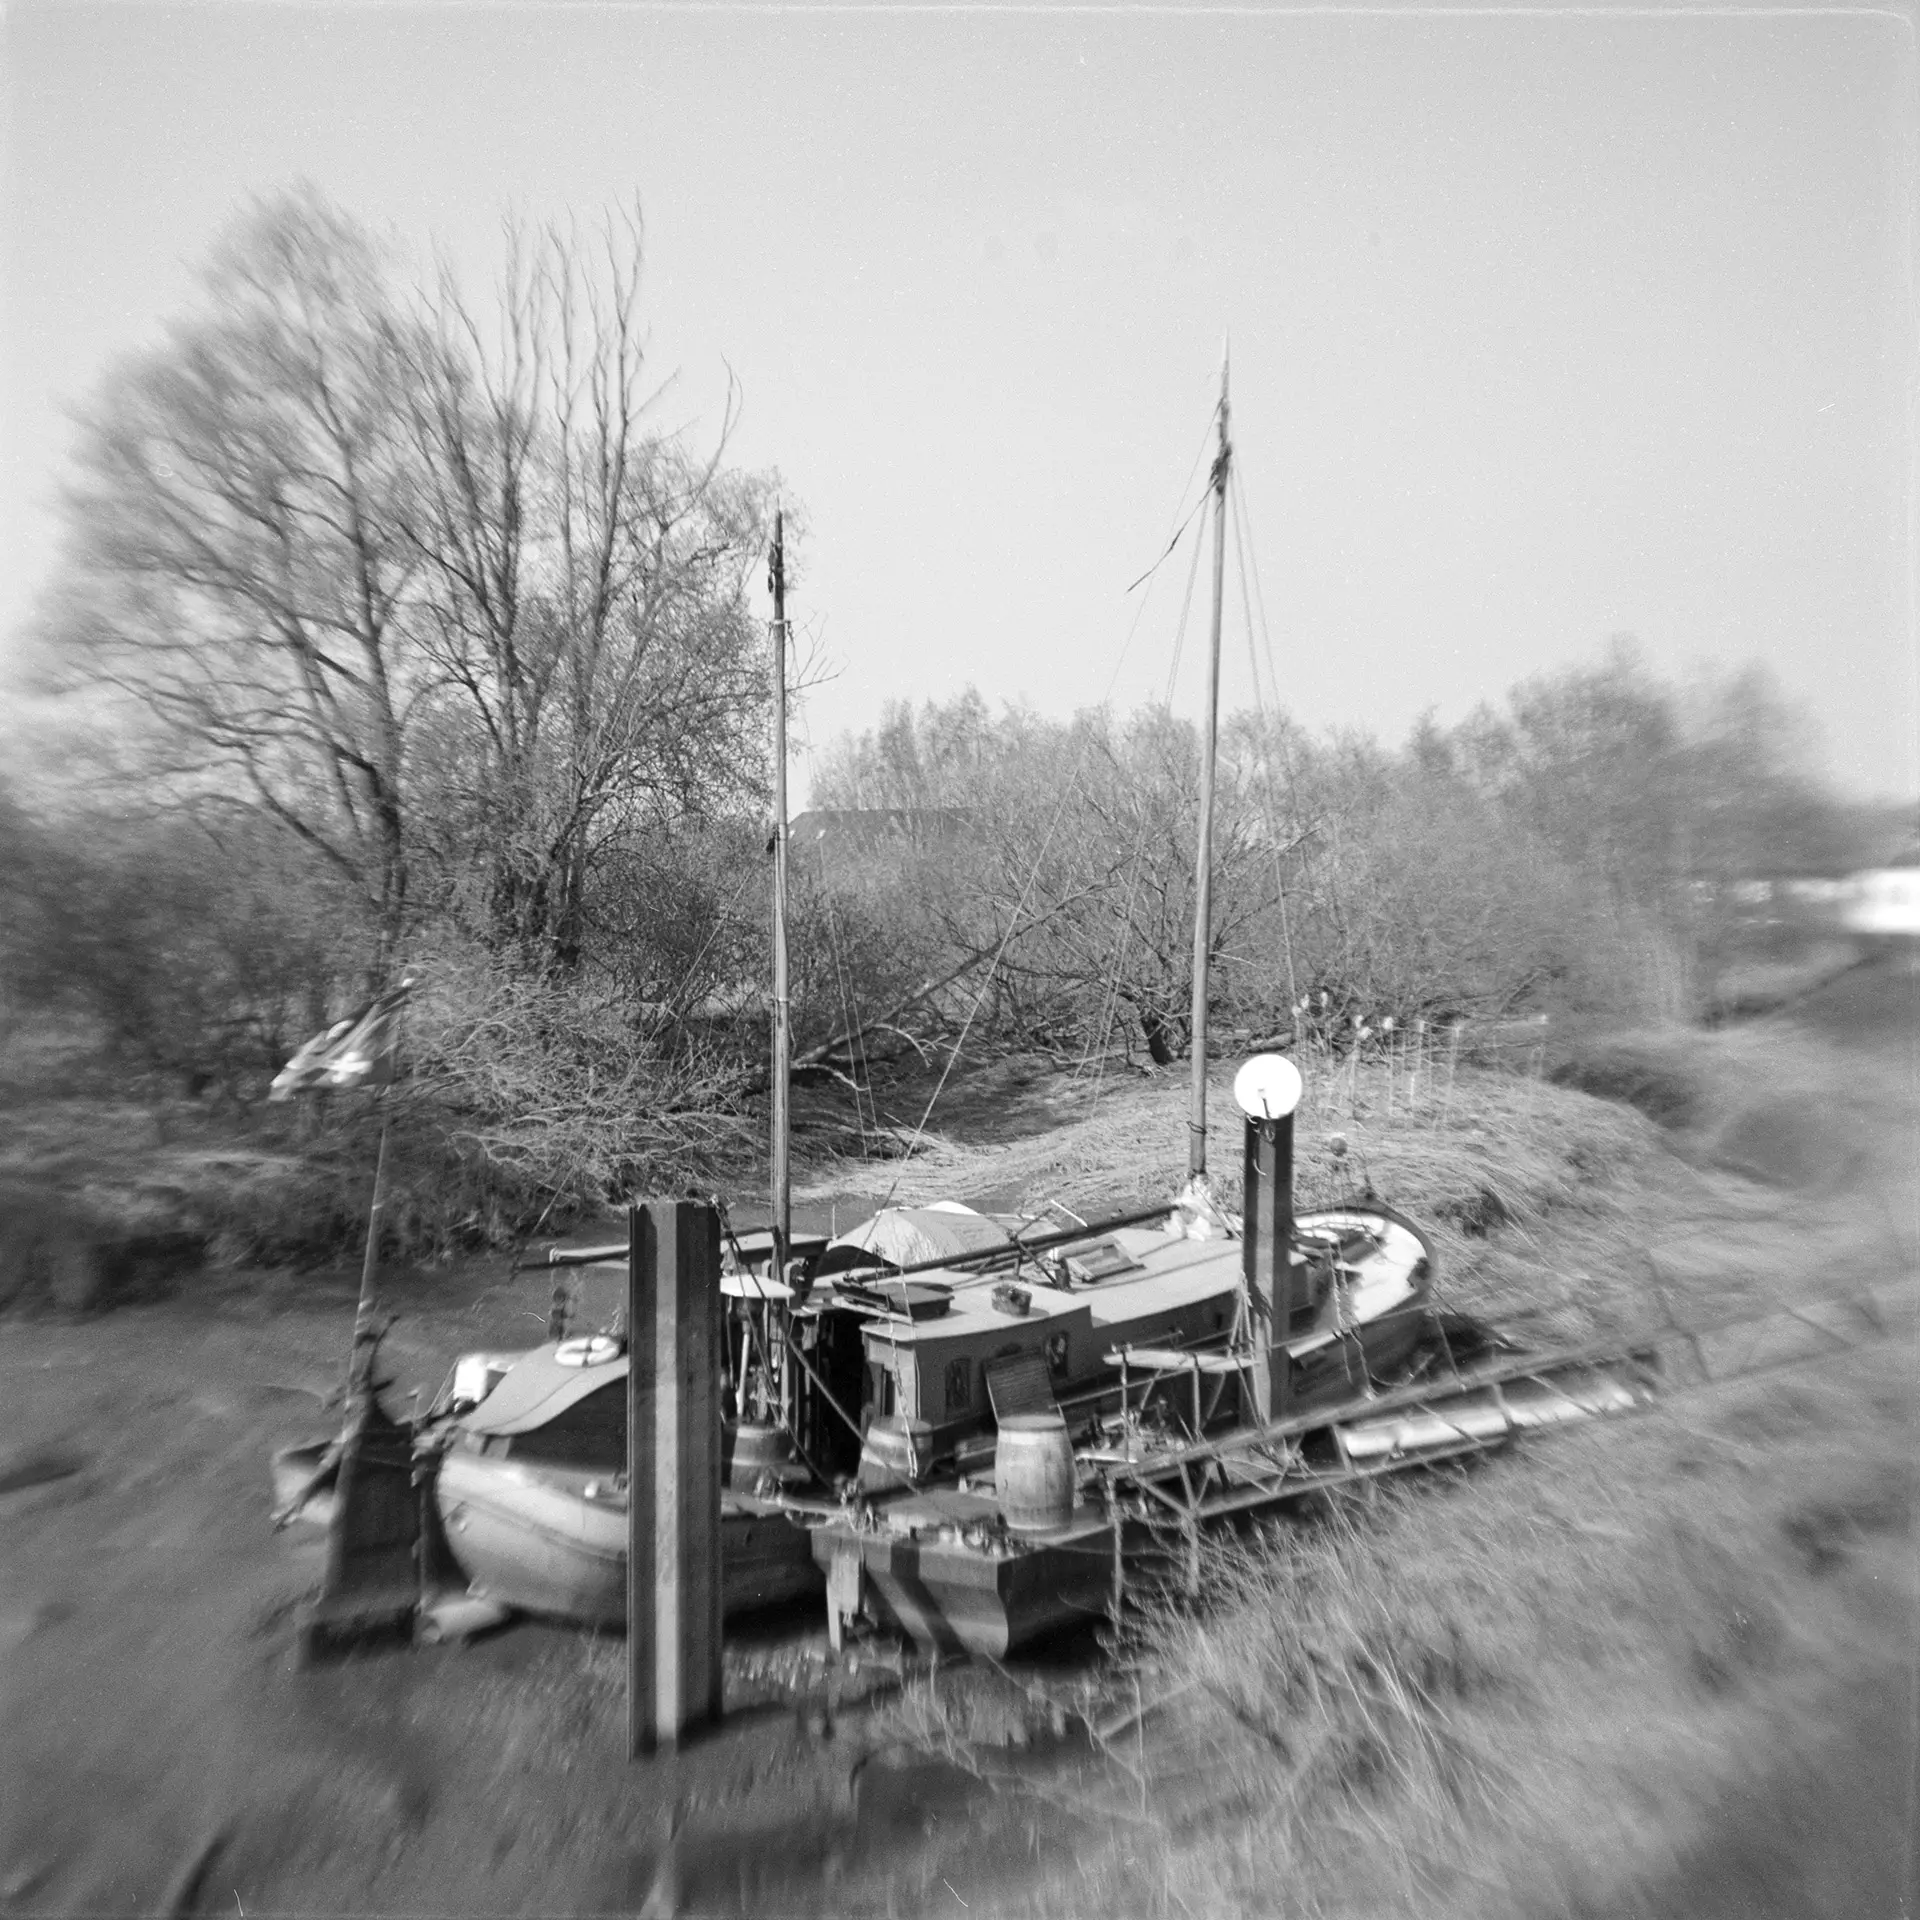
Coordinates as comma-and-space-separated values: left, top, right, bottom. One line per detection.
627, 1200, 724, 1755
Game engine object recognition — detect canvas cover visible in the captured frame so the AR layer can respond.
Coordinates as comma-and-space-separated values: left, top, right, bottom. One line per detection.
819, 1203, 1012, 1276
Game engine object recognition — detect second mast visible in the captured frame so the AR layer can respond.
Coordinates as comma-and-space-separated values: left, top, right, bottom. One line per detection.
1187, 363, 1231, 1183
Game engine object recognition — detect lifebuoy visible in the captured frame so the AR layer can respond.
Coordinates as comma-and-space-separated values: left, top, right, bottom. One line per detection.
554, 1333, 624, 1367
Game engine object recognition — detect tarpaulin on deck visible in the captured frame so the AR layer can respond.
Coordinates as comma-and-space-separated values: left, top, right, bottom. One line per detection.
818, 1202, 1011, 1276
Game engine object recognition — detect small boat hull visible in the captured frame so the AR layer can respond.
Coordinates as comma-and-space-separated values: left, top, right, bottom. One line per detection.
434, 1448, 821, 1625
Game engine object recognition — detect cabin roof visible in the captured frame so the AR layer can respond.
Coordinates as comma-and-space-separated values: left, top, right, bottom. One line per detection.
786, 808, 971, 854
837, 1228, 1243, 1345
727, 1227, 832, 1260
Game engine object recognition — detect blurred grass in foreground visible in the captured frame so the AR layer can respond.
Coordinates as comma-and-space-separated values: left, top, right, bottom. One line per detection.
853, 1012, 1915, 1919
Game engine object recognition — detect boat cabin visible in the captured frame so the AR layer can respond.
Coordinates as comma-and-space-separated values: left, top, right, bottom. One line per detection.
828, 1224, 1249, 1452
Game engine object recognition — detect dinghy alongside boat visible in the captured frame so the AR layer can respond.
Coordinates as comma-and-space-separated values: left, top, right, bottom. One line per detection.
428, 1338, 820, 1624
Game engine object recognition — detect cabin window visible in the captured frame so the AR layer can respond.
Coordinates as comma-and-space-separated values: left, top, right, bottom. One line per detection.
943, 1359, 972, 1414
866, 1361, 897, 1419
503, 1381, 625, 1470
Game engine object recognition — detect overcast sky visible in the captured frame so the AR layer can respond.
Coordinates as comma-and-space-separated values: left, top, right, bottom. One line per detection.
4, 2, 1914, 799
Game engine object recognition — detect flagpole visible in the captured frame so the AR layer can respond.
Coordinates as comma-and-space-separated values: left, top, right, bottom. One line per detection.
769, 510, 792, 1282
348, 1091, 392, 1395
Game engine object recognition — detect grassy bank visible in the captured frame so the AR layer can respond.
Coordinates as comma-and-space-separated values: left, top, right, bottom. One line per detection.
846, 992, 1916, 1919
1048, 1333, 1912, 1919
8, 968, 1909, 1919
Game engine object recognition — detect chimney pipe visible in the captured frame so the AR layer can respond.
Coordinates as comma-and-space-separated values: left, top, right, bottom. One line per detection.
1232, 1054, 1303, 1429
1242, 1110, 1297, 1425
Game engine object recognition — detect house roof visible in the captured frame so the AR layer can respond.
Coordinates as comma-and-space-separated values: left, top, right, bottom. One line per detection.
785, 808, 970, 854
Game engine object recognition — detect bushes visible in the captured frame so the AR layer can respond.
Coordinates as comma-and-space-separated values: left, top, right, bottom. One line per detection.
405, 939, 757, 1216
0, 635, 1875, 1263
0, 789, 360, 1102
810, 660, 1842, 1067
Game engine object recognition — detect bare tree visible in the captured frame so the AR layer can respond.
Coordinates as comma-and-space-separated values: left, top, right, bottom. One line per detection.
37, 189, 427, 966
814, 696, 1292, 1063
32, 191, 779, 985
399, 211, 775, 968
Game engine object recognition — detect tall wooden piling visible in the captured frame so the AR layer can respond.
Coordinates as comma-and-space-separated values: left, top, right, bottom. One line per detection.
627, 1200, 724, 1755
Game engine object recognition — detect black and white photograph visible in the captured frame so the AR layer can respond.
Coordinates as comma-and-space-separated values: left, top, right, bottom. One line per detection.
2, 4, 1914, 1915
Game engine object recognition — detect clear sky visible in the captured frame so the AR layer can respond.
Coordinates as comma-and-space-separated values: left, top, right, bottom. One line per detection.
4, 2, 1915, 799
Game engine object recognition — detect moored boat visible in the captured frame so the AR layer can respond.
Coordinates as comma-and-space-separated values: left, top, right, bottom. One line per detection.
426, 1337, 820, 1623
798, 364, 1457, 1654
799, 1199, 1435, 1483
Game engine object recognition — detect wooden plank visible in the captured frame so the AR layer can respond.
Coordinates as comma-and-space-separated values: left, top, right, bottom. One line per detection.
826, 1546, 864, 1653
1241, 1108, 1292, 1423
986, 1350, 1060, 1421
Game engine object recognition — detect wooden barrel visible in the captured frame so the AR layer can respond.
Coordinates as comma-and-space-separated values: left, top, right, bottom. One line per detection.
995, 1413, 1075, 1531
857, 1415, 930, 1493
724, 1419, 799, 1492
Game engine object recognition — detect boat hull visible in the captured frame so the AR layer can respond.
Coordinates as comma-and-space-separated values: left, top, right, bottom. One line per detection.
434, 1449, 821, 1625
1286, 1297, 1434, 1409
811, 1497, 1117, 1658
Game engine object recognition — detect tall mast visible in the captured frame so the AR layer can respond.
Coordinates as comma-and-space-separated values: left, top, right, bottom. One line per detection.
1187, 352, 1231, 1183
769, 511, 792, 1272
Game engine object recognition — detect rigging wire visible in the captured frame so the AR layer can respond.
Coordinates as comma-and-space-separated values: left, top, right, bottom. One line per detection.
1233, 458, 1287, 723
1160, 490, 1210, 711
1083, 420, 1216, 1095
662, 857, 759, 1040
1123, 489, 1210, 596
1123, 399, 1220, 597
818, 889, 873, 1154
1230, 465, 1301, 1016
862, 388, 1227, 1193
873, 815, 1070, 1208
813, 806, 886, 1150
1078, 797, 1152, 1100
1102, 396, 1224, 706
785, 700, 874, 1149
1230, 458, 1303, 780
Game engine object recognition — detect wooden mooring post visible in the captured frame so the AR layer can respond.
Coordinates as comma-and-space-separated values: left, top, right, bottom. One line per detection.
627, 1200, 724, 1756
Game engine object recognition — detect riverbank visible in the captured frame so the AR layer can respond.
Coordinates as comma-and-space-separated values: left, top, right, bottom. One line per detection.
2, 961, 1913, 1917
865, 957, 1920, 1919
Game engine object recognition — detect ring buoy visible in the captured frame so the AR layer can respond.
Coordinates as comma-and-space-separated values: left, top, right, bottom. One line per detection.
555, 1333, 624, 1367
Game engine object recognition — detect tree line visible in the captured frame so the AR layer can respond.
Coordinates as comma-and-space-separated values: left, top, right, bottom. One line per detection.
0, 188, 1881, 1246
811, 648, 1868, 1068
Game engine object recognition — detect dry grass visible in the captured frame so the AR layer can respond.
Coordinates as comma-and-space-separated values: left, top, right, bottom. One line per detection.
806, 1052, 1678, 1359
808, 1054, 1655, 1233
848, 1003, 1917, 1919
1021, 1327, 1914, 1920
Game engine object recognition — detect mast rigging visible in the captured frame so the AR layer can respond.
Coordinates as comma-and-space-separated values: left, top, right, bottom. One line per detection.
1187, 354, 1231, 1183
769, 512, 792, 1278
